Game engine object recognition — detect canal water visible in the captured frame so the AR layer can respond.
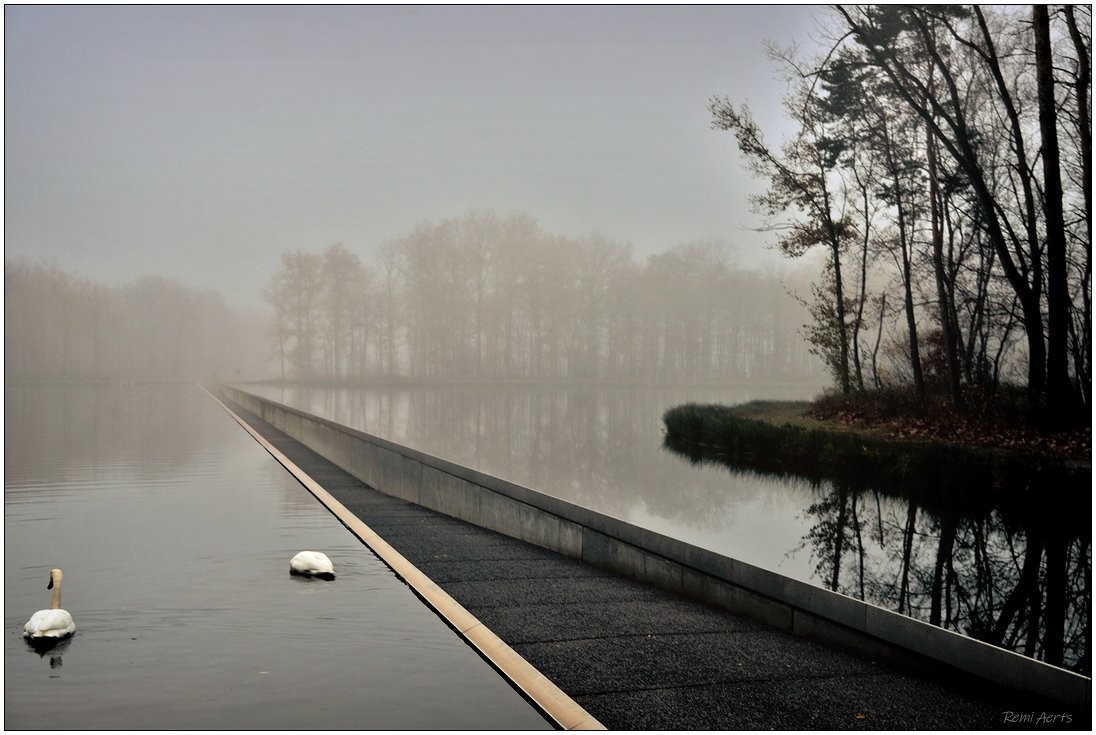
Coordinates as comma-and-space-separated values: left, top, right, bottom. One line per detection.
4, 383, 551, 730
247, 382, 1090, 673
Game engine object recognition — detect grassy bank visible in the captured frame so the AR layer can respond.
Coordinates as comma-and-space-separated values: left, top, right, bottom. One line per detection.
662, 400, 1089, 516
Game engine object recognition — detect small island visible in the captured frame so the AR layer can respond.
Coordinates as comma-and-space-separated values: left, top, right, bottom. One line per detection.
662, 389, 1090, 502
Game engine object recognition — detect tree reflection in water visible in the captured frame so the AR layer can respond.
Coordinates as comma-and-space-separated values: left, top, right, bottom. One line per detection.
666, 436, 1091, 674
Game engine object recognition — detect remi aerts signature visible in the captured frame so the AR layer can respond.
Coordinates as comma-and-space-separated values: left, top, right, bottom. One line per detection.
1001, 711, 1074, 726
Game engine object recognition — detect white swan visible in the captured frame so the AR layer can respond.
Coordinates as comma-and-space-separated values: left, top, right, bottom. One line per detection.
290, 551, 335, 580
24, 568, 76, 641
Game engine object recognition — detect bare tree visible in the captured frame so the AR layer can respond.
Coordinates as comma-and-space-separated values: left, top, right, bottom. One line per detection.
710, 94, 854, 393
265, 250, 323, 379
1034, 5, 1074, 420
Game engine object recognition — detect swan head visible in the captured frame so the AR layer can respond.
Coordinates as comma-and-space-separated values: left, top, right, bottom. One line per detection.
47, 568, 62, 590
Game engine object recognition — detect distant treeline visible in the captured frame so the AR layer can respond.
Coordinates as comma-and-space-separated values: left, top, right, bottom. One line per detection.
264, 210, 822, 382
5, 260, 260, 382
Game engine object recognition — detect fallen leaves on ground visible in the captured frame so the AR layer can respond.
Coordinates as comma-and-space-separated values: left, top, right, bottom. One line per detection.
809, 395, 1090, 461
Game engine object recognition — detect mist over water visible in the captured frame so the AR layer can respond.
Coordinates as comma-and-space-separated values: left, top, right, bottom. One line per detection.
248, 381, 826, 568
5, 224, 826, 387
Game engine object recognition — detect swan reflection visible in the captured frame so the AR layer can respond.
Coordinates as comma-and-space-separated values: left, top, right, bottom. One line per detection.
26, 634, 72, 660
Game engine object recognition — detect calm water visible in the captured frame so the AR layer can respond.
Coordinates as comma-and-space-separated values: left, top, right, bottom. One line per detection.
247, 382, 1090, 672
248, 382, 828, 577
4, 383, 551, 730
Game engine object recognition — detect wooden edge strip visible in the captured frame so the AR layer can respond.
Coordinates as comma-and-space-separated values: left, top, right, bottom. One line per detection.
204, 387, 605, 731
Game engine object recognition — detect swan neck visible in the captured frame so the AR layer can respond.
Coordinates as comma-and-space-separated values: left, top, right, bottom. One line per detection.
49, 569, 63, 610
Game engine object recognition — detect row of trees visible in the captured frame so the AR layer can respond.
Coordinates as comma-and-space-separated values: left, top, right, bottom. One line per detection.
5, 260, 262, 382
264, 211, 823, 383
711, 5, 1091, 424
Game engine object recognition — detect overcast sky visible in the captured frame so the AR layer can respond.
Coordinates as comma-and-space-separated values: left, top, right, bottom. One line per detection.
6, 4, 832, 308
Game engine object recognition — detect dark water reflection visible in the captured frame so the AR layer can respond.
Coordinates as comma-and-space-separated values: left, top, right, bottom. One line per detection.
665, 434, 1092, 674
4, 383, 550, 730
249, 382, 1090, 674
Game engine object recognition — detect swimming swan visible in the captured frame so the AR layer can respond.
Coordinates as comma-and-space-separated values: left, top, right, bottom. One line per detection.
290, 551, 335, 580
24, 568, 76, 642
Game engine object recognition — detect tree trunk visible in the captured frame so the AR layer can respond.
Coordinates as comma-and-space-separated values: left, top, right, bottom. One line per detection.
852, 171, 872, 392
927, 121, 964, 408
895, 200, 924, 394
833, 243, 851, 395
1065, 6, 1093, 408
872, 293, 886, 388
878, 106, 925, 394
1064, 6, 1092, 244
1034, 4, 1074, 425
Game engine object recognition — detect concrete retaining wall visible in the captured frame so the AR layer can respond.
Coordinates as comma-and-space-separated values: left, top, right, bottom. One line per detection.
221, 385, 1090, 710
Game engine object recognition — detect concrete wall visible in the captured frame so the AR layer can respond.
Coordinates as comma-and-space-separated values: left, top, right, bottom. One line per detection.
221, 385, 1090, 710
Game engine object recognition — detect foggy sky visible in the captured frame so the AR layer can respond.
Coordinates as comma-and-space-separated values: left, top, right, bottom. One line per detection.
5, 5, 831, 308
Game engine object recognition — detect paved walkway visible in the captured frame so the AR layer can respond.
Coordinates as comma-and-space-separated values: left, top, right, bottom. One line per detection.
222, 398, 1082, 730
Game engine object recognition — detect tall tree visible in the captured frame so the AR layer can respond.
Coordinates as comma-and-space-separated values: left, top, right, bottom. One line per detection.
265, 250, 323, 379
1063, 6, 1092, 407
710, 94, 854, 393
376, 239, 404, 376
819, 53, 928, 394
1033, 4, 1074, 421
926, 102, 964, 408
320, 242, 366, 378
458, 209, 501, 376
